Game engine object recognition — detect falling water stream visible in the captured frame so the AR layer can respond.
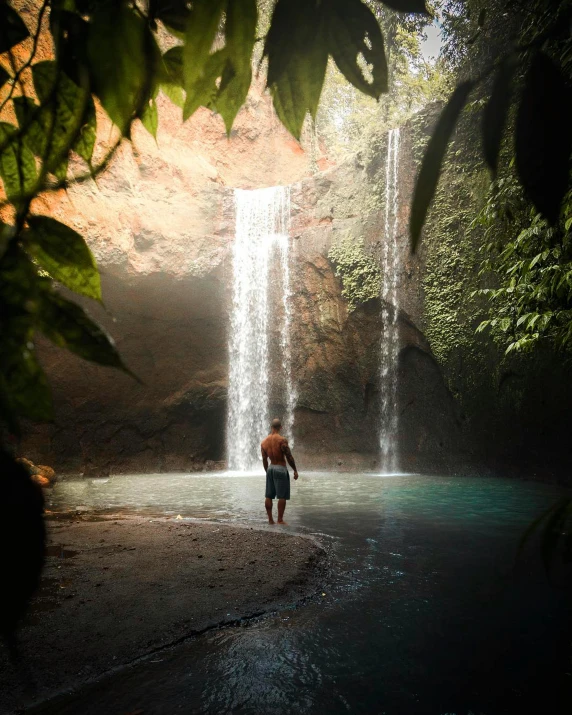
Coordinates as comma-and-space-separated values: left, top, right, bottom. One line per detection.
227, 187, 295, 471
380, 128, 401, 472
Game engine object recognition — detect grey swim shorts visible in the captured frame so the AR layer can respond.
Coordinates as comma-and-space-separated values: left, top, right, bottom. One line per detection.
265, 464, 290, 500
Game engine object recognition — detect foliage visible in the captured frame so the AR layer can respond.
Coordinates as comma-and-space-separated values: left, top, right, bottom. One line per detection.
329, 238, 382, 311
474, 177, 572, 355
316, 2, 452, 158
411, 0, 572, 249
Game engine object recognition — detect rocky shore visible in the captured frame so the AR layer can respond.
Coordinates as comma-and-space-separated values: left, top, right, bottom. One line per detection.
0, 516, 326, 713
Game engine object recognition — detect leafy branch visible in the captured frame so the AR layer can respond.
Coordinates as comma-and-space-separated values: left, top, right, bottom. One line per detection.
410, 3, 572, 250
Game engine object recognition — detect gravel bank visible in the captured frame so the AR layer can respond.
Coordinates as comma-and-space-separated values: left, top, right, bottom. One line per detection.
0, 516, 326, 713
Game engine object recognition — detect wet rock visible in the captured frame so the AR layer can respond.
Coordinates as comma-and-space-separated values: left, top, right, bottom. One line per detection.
15, 458, 56, 487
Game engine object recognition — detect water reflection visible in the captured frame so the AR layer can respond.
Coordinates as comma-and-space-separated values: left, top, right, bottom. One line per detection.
41, 473, 572, 715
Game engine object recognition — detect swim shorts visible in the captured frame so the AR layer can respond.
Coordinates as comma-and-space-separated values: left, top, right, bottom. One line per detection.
265, 464, 290, 500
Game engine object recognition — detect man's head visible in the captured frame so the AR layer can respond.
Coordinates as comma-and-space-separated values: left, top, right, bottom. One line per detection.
271, 418, 282, 433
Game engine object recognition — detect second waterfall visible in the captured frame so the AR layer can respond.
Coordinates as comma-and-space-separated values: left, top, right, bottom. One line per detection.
379, 128, 401, 473
227, 186, 296, 472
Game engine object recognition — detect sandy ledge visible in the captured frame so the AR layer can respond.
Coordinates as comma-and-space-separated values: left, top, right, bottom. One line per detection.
0, 516, 327, 713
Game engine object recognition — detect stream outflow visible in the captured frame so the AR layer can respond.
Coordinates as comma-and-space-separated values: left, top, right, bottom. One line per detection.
43, 471, 572, 715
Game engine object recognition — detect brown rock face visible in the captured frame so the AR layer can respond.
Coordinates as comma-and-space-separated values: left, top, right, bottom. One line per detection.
21, 88, 461, 475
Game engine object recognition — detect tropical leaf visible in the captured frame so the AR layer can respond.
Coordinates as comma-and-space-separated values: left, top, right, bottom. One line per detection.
0, 122, 38, 203
0, 4, 30, 54
37, 290, 134, 376
153, 0, 191, 34
0, 322, 53, 422
25, 216, 101, 302
0, 66, 9, 90
410, 81, 475, 251
328, 0, 388, 98
182, 0, 226, 121
516, 52, 572, 224
140, 97, 159, 138
214, 0, 257, 133
264, 0, 329, 139
482, 55, 518, 175
86, 2, 156, 132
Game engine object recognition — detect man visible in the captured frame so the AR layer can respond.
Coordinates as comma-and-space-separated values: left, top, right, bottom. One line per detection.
261, 418, 299, 525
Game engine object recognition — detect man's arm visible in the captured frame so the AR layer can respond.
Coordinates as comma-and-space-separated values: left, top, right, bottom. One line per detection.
261, 446, 268, 473
281, 439, 299, 480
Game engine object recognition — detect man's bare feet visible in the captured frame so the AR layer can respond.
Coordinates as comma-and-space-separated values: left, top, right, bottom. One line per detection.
268, 519, 275, 525
277, 520, 288, 525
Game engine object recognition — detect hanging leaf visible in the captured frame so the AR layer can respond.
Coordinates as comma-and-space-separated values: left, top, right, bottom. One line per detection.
215, 0, 257, 133
0, 327, 53, 422
373, 0, 428, 13
0, 5, 30, 54
482, 55, 519, 175
410, 81, 475, 251
25, 216, 101, 302
182, 0, 226, 121
160, 46, 184, 87
516, 52, 572, 224
0, 66, 9, 90
0, 244, 40, 308
328, 0, 388, 98
158, 46, 185, 109
183, 50, 227, 120
0, 122, 38, 203
140, 97, 159, 138
86, 2, 155, 133
37, 290, 135, 376
15, 63, 96, 175
153, 0, 191, 34
264, 0, 329, 139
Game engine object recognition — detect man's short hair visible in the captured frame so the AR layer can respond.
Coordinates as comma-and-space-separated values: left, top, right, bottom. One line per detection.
271, 418, 282, 430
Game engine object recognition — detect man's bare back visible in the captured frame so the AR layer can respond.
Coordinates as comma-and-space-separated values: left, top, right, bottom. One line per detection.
261, 419, 299, 525
261, 433, 290, 467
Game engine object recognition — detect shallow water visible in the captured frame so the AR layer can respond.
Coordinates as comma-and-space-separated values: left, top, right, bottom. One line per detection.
43, 472, 572, 714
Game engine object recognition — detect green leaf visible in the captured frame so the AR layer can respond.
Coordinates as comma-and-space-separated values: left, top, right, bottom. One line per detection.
16, 63, 96, 173
482, 55, 518, 175
140, 97, 159, 138
373, 0, 428, 12
182, 0, 226, 121
516, 52, 572, 224
183, 50, 226, 120
0, 65, 10, 89
410, 81, 475, 252
264, 0, 329, 139
0, 4, 30, 54
328, 0, 388, 98
25, 216, 101, 301
87, 2, 155, 132
160, 46, 184, 86
0, 315, 53, 422
214, 0, 257, 133
37, 290, 133, 375
157, 46, 185, 109
0, 122, 38, 203
153, 0, 191, 34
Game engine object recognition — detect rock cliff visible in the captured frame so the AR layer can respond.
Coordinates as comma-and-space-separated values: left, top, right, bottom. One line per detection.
21, 89, 464, 475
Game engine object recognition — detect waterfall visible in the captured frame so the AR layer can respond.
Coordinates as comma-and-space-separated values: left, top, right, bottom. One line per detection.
227, 186, 295, 471
379, 128, 401, 472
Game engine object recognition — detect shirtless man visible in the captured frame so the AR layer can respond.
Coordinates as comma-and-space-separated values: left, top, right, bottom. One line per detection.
261, 418, 299, 525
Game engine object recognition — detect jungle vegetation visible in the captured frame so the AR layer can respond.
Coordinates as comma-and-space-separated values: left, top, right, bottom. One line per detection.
0, 0, 571, 642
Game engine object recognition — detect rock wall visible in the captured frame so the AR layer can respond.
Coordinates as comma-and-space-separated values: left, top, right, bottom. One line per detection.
21, 90, 465, 475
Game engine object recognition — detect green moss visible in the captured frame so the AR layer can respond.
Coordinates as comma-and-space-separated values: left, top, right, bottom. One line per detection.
328, 237, 382, 312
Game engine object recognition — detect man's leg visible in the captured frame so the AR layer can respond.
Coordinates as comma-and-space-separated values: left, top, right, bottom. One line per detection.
277, 498, 287, 524
265, 497, 275, 524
